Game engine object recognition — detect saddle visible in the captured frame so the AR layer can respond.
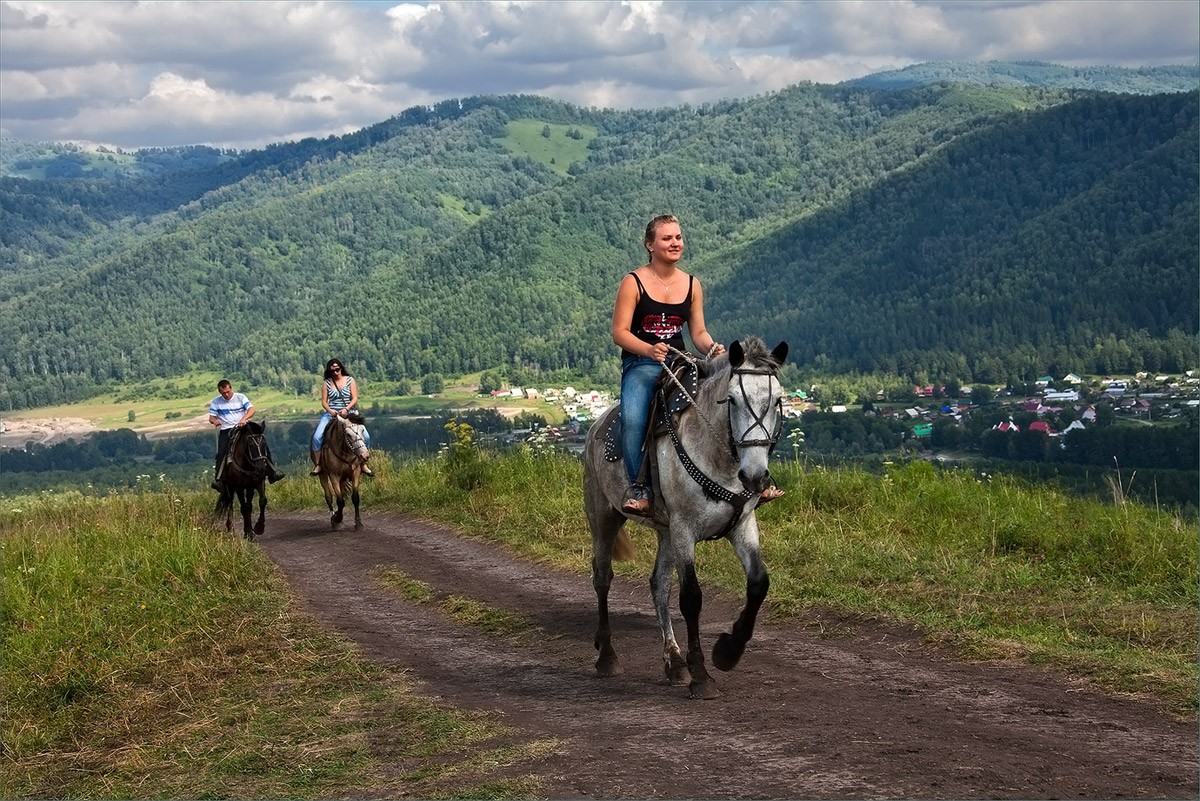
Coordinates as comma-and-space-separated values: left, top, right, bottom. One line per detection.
601, 355, 702, 463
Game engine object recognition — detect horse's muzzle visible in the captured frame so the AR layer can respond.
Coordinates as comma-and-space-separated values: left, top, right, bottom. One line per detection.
738, 468, 771, 494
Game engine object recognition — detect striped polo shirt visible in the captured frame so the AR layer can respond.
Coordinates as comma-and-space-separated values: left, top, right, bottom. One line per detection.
209, 392, 252, 430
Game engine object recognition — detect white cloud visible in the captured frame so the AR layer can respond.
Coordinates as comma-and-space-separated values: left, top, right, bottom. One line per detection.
0, 0, 1195, 149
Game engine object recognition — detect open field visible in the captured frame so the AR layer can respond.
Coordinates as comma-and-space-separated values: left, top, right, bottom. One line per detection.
0, 370, 564, 450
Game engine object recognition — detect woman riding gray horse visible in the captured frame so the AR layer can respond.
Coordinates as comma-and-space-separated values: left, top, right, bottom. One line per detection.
584, 335, 788, 699
611, 214, 781, 515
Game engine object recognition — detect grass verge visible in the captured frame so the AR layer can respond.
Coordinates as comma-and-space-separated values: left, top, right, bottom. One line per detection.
0, 488, 553, 799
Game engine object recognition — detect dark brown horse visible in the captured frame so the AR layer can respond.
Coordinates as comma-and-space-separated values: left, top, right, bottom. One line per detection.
214, 420, 271, 539
318, 413, 370, 531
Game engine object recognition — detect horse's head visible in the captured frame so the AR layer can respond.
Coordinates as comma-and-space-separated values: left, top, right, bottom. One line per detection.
722, 337, 788, 494
337, 415, 371, 463
232, 420, 270, 474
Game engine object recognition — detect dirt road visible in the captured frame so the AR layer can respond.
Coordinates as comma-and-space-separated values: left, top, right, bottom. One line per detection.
258, 511, 1196, 800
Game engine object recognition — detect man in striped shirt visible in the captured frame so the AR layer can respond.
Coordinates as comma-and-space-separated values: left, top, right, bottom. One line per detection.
209, 379, 285, 490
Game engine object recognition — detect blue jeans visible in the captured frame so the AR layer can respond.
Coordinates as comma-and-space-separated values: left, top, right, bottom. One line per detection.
620, 356, 663, 486
312, 412, 372, 451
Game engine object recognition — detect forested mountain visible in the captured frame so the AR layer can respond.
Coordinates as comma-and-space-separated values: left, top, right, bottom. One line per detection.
0, 72, 1196, 411
845, 61, 1199, 93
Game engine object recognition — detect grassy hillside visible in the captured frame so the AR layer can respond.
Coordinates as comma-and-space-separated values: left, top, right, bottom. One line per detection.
3, 449, 1194, 795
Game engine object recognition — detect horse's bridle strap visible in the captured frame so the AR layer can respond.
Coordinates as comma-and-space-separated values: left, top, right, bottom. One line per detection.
663, 402, 757, 506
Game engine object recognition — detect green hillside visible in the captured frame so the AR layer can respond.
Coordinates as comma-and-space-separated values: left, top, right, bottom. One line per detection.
0, 77, 1196, 411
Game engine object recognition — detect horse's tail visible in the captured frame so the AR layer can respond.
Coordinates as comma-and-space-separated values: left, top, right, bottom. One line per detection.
612, 528, 635, 562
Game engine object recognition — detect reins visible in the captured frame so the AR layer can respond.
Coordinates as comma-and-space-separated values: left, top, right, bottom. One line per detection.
663, 345, 726, 444
657, 344, 783, 527
325, 415, 367, 471
662, 344, 784, 454
226, 427, 269, 481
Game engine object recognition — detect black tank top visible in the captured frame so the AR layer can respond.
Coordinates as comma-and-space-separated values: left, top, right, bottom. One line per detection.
621, 272, 694, 359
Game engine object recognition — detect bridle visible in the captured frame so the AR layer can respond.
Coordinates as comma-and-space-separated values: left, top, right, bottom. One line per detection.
333, 416, 369, 461
721, 366, 784, 452
659, 350, 784, 525
228, 427, 268, 479
663, 346, 784, 456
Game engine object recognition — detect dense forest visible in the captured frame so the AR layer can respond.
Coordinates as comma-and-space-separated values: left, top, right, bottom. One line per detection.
0, 63, 1197, 411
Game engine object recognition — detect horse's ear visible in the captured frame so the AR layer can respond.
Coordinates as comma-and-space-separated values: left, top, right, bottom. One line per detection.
729, 339, 745, 368
771, 341, 789, 365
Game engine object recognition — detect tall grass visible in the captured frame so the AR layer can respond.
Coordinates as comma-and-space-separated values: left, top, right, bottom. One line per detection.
0, 484, 552, 800
293, 448, 1197, 716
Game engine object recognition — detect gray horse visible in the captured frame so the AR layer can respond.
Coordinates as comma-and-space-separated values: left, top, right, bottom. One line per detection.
583, 336, 788, 699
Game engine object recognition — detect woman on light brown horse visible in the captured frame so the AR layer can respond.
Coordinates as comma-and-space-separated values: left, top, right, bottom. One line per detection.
318, 412, 370, 531
310, 358, 373, 476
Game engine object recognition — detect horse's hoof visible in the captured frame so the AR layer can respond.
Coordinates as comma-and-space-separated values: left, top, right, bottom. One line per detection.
711, 632, 745, 672
688, 679, 721, 700
664, 652, 690, 685
665, 664, 690, 686
595, 658, 622, 677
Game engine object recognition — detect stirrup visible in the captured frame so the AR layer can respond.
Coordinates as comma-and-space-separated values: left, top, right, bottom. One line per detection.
622, 485, 652, 517
361, 465, 374, 476
622, 497, 651, 516
756, 486, 784, 508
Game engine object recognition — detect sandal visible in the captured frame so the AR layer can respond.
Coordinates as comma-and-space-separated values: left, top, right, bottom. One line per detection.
622, 497, 652, 516
757, 486, 784, 507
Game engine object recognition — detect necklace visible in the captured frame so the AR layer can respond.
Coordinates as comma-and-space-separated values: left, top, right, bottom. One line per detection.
647, 267, 675, 294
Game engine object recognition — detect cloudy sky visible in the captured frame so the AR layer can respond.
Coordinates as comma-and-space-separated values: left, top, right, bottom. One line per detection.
1, 0, 1196, 151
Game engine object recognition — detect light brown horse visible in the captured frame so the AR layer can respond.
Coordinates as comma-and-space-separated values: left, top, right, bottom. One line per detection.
318, 413, 370, 531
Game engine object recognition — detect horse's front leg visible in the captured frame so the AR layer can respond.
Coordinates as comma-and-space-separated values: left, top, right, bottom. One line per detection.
652, 530, 688, 686
712, 517, 770, 671
676, 552, 719, 699
238, 488, 254, 539
252, 483, 267, 538
350, 480, 362, 530
331, 484, 346, 531
321, 477, 343, 530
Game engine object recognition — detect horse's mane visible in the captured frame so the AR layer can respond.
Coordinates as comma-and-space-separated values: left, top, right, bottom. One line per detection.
695, 336, 780, 421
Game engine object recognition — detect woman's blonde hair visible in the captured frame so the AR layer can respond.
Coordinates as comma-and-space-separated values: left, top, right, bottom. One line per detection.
644, 214, 680, 249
